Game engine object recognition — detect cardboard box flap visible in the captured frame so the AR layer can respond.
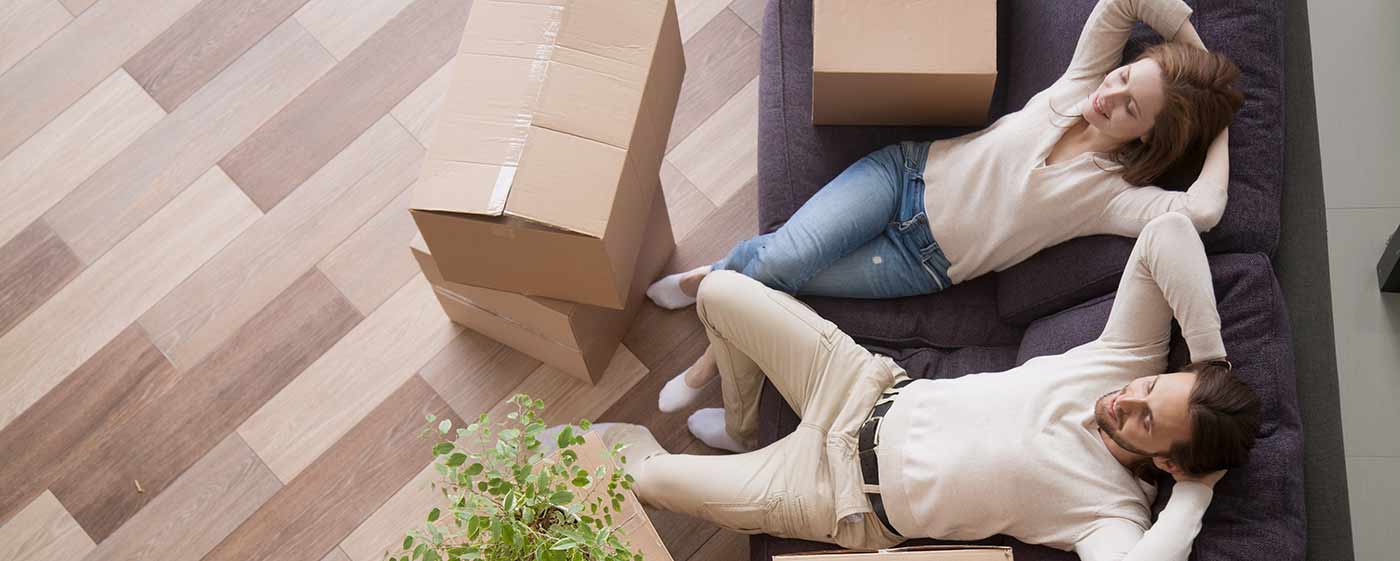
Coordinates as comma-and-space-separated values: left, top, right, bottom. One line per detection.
419, 0, 667, 230
814, 0, 995, 74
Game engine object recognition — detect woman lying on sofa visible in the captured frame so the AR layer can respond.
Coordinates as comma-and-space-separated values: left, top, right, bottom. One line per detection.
645, 0, 1244, 450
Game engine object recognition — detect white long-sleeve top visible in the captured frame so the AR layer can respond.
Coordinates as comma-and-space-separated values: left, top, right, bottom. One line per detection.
876, 212, 1226, 561
922, 0, 1228, 284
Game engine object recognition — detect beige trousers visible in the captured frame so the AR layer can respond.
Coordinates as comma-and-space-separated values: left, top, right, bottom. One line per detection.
611, 271, 906, 549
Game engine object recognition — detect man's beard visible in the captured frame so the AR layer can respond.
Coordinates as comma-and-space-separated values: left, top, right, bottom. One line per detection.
1095, 389, 1157, 457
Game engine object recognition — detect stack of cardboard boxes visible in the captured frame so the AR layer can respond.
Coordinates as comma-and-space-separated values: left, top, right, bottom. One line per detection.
409, 0, 684, 383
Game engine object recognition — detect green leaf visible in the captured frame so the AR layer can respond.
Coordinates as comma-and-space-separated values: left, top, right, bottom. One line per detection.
551, 539, 578, 551
432, 442, 453, 456
578, 419, 592, 431
402, 535, 413, 550
426, 414, 437, 422
412, 543, 425, 560
557, 426, 574, 449
465, 462, 483, 476
446, 453, 467, 467
438, 419, 452, 434
549, 491, 574, 505
427, 507, 440, 522
423, 550, 440, 561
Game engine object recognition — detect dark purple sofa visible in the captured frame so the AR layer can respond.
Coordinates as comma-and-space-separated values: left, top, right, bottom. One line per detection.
750, 1, 1353, 560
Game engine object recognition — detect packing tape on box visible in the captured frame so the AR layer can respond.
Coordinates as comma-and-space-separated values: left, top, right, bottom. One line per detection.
482, 5, 565, 213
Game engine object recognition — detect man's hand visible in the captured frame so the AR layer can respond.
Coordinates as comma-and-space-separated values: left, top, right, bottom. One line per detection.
1154, 457, 1228, 488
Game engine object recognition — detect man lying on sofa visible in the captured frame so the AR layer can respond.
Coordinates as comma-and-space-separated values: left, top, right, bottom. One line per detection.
581, 212, 1261, 561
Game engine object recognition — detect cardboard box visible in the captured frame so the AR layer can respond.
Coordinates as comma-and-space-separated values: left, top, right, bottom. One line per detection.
812, 0, 997, 126
777, 545, 1012, 561
568, 434, 673, 561
412, 0, 685, 310
411, 191, 674, 383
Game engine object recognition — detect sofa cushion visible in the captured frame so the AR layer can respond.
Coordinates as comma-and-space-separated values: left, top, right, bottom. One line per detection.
806, 275, 1024, 350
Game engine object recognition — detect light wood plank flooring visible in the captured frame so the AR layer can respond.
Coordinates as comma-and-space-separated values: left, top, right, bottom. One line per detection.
0, 0, 764, 559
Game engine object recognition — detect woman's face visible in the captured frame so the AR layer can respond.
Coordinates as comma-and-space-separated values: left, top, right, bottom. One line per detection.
1079, 58, 1166, 144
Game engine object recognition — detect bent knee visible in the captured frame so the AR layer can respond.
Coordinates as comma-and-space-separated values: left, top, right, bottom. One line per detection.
695, 270, 759, 316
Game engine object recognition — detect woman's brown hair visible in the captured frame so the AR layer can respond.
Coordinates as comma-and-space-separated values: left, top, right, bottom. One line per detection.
1109, 42, 1245, 186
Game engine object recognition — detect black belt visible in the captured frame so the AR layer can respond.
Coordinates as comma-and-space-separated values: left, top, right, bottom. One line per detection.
858, 378, 912, 538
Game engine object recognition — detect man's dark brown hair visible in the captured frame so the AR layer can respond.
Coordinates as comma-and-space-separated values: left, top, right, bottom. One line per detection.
1166, 360, 1262, 475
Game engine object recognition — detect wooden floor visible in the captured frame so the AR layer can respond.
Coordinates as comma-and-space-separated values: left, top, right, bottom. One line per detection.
0, 0, 768, 559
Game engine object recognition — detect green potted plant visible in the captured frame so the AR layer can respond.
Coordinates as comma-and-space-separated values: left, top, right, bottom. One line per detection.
389, 394, 646, 561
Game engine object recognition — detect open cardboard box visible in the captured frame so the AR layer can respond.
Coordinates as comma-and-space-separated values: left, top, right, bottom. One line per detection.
777, 545, 1012, 560
812, 0, 997, 126
411, 190, 674, 383
412, 0, 685, 310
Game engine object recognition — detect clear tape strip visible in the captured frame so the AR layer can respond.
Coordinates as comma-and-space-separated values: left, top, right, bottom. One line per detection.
491, 4, 565, 208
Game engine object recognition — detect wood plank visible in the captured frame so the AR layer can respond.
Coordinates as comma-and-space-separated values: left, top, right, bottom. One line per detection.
321, 547, 353, 561
295, 0, 415, 59
666, 76, 759, 206
0, 325, 174, 527
667, 9, 760, 151
728, 0, 765, 32
0, 0, 71, 77
497, 346, 649, 427
218, 0, 471, 211
0, 491, 95, 561
0, 70, 164, 250
0, 220, 82, 338
601, 328, 720, 452
81, 434, 282, 561
418, 329, 538, 421
316, 187, 420, 315
623, 179, 757, 369
338, 345, 644, 559
49, 268, 361, 540
676, 0, 730, 42
0, 0, 204, 159
388, 58, 452, 147
672, 177, 760, 273
138, 116, 422, 370
57, 0, 97, 17
49, 269, 361, 541
203, 376, 461, 561
44, 19, 334, 264
339, 463, 441, 561
688, 527, 748, 561
0, 166, 260, 432
238, 274, 463, 482
124, 0, 315, 111
661, 160, 717, 242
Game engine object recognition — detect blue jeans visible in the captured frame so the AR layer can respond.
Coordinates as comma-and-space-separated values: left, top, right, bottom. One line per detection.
714, 141, 952, 299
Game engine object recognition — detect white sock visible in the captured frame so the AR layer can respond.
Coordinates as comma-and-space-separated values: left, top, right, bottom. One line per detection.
687, 408, 749, 453
645, 267, 705, 310
658, 368, 713, 413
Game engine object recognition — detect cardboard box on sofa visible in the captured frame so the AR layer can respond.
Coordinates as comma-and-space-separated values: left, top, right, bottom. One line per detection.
410, 191, 674, 383
412, 0, 685, 310
777, 545, 1012, 561
812, 0, 996, 126
568, 433, 674, 561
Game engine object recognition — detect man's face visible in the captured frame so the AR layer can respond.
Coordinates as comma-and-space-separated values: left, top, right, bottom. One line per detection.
1094, 372, 1197, 457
